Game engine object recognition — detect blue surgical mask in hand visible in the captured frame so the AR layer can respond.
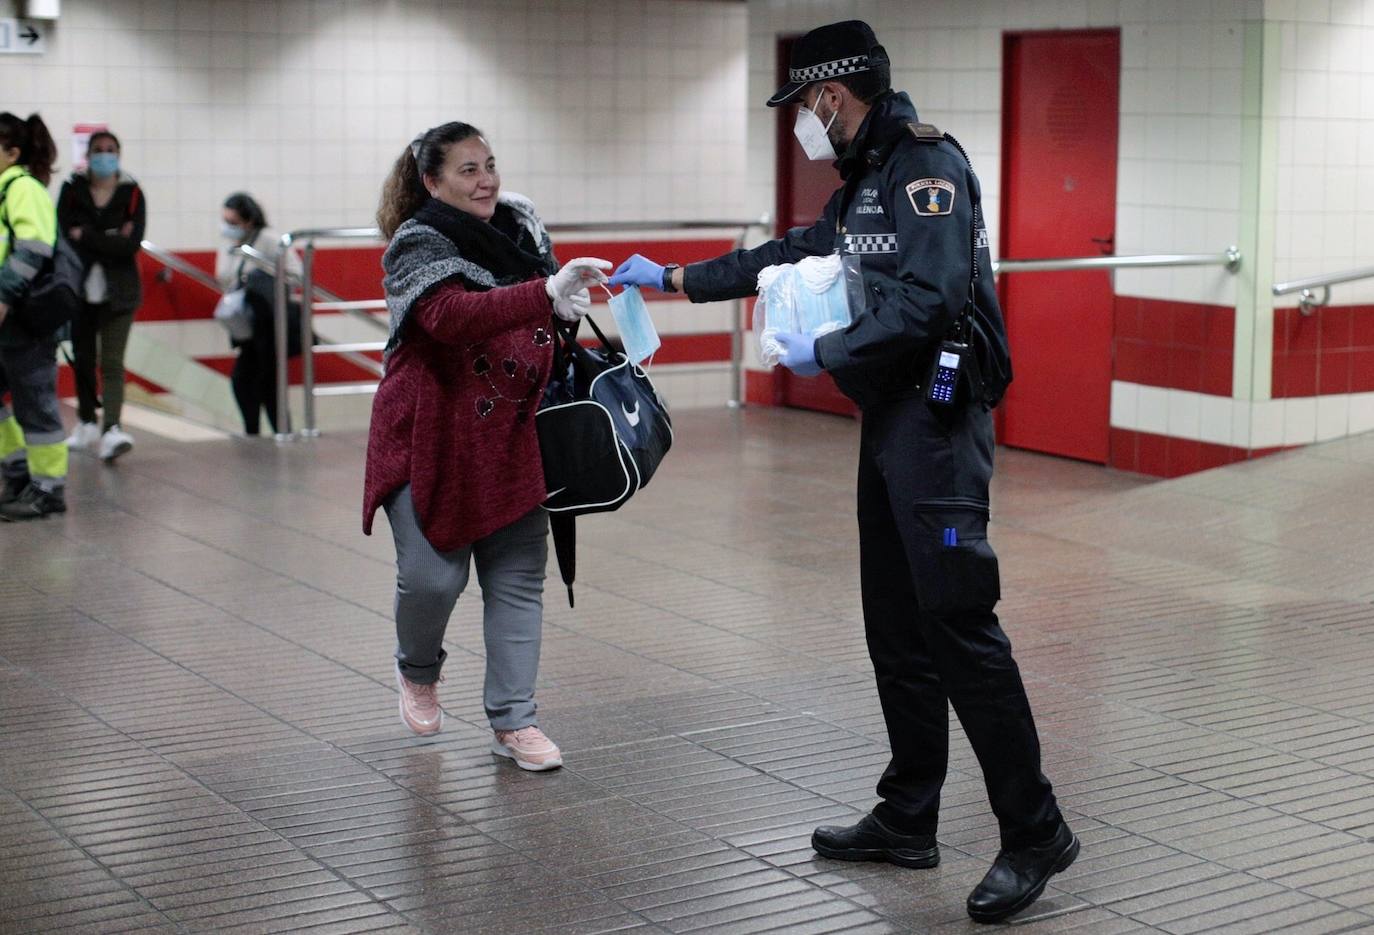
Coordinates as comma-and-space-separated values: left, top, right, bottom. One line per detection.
606, 285, 661, 366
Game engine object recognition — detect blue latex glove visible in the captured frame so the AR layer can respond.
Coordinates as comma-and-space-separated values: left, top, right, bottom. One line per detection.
776, 332, 821, 377
609, 253, 666, 291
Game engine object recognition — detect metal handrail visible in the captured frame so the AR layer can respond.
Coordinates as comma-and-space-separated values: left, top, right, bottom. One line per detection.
993, 247, 1242, 275
272, 218, 771, 439
547, 218, 769, 234
312, 299, 388, 312
141, 240, 223, 292
1272, 264, 1374, 316
235, 243, 288, 279
234, 244, 384, 389
310, 341, 386, 354
238, 244, 387, 331
273, 228, 389, 438
137, 238, 382, 433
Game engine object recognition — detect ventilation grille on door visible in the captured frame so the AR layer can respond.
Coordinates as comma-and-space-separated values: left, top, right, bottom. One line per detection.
1046, 84, 1090, 148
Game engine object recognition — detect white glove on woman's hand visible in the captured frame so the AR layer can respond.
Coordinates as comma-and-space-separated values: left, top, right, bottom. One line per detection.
546, 257, 612, 301
552, 287, 591, 322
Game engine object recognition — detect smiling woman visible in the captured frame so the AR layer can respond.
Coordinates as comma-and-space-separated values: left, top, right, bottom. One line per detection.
427, 136, 501, 221
377, 122, 488, 239
364, 121, 611, 771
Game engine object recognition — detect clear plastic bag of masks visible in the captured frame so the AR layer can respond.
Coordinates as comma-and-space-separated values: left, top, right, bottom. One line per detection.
754, 252, 864, 366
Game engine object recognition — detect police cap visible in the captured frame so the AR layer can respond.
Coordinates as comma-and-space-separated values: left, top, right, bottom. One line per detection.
767, 19, 890, 107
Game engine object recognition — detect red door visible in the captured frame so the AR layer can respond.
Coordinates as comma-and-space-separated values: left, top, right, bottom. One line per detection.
999, 30, 1120, 462
774, 36, 856, 417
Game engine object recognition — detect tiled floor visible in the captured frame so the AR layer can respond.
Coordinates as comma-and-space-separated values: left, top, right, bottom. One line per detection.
5, 406, 1374, 934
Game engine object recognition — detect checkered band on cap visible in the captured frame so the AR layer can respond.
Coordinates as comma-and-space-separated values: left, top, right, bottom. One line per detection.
790, 54, 871, 84
845, 233, 898, 254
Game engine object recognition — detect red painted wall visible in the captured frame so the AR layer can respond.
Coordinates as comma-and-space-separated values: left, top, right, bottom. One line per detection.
1272, 304, 1374, 398
1113, 297, 1234, 397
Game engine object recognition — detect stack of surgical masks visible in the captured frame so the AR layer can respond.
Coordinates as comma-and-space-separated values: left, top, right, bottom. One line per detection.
755, 253, 852, 366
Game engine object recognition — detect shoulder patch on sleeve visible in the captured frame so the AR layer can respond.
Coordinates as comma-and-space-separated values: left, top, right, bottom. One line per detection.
905, 122, 944, 143
906, 178, 956, 216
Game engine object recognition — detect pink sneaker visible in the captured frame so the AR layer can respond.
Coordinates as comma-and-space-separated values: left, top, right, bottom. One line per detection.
492, 726, 563, 771
395, 665, 443, 736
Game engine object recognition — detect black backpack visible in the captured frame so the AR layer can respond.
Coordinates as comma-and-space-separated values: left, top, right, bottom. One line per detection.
536, 316, 674, 604
0, 175, 82, 340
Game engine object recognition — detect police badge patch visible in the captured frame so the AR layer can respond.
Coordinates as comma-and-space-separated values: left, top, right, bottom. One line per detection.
906, 178, 955, 216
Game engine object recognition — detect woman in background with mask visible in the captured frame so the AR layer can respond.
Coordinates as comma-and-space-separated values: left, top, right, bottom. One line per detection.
215, 192, 295, 292
57, 130, 146, 462
214, 192, 301, 435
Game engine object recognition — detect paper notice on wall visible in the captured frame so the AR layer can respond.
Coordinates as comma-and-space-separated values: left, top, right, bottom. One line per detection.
71, 122, 107, 172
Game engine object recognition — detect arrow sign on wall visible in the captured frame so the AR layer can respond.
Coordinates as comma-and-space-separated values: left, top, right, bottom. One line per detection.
0, 19, 46, 55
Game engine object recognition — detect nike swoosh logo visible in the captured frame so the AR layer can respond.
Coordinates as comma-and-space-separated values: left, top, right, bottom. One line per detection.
622, 401, 641, 427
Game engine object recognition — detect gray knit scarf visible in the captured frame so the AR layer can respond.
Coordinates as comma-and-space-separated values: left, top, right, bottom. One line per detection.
381, 191, 556, 359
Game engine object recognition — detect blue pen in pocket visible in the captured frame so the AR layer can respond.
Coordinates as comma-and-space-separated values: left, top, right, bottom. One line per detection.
943, 527, 958, 547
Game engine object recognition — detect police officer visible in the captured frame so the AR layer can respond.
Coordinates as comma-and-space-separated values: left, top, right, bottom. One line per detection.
609, 20, 1076, 924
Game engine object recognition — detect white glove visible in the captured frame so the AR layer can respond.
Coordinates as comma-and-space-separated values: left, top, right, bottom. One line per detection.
552, 287, 591, 322
546, 257, 612, 301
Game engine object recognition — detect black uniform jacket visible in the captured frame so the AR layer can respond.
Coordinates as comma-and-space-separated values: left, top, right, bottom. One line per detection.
684, 91, 1009, 410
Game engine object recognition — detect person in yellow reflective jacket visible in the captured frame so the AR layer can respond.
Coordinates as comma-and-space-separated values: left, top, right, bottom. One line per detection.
0, 112, 67, 520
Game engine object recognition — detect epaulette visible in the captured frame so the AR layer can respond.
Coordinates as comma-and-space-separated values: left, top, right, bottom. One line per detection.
905, 122, 944, 143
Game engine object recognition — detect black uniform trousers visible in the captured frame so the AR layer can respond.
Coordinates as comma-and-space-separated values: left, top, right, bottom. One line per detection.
857, 393, 1061, 850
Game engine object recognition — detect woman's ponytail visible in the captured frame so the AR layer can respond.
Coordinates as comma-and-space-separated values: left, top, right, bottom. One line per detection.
23, 114, 56, 185
0, 111, 57, 184
377, 147, 428, 241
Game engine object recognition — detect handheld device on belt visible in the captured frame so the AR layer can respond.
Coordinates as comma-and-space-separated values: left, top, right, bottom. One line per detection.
925, 325, 984, 407
927, 342, 965, 405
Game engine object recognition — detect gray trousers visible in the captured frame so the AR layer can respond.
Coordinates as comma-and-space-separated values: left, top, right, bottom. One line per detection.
383, 485, 548, 731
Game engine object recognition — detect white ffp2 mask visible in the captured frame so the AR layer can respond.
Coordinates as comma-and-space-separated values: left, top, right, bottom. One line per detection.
794, 100, 838, 161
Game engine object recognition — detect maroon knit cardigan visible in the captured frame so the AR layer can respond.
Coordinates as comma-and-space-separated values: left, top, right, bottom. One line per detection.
362, 277, 555, 551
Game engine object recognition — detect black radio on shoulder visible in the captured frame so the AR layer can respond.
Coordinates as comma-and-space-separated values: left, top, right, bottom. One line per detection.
925, 336, 983, 407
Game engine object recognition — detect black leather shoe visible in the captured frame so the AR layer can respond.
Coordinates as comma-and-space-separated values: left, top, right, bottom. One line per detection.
966, 822, 1079, 923
0, 483, 66, 521
0, 472, 28, 506
811, 812, 939, 868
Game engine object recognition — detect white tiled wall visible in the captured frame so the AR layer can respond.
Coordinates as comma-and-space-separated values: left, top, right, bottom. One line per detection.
0, 0, 749, 249
744, 0, 1261, 307
1268, 0, 1374, 306
1114, 3, 1250, 306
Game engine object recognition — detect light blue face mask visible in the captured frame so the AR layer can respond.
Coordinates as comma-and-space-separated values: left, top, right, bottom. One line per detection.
605, 285, 661, 366
88, 152, 119, 178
